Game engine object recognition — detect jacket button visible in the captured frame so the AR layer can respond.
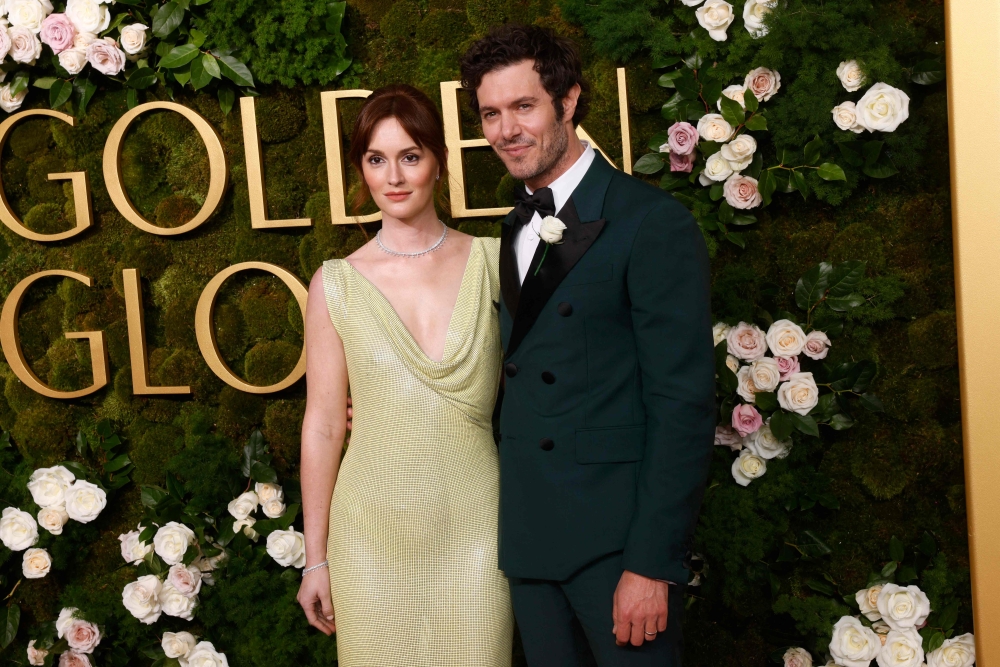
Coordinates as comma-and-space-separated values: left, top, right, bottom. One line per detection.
540, 438, 554, 451
541, 371, 556, 384
557, 302, 573, 317
505, 363, 518, 378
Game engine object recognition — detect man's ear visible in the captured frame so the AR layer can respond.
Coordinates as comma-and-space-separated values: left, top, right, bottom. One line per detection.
562, 83, 582, 123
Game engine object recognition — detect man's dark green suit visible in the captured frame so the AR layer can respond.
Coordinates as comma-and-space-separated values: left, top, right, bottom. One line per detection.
498, 153, 715, 665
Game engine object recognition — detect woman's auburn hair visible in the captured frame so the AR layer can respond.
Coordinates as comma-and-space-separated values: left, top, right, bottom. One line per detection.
347, 84, 449, 214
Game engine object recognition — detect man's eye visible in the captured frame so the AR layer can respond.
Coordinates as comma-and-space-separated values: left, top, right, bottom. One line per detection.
519, 104, 531, 110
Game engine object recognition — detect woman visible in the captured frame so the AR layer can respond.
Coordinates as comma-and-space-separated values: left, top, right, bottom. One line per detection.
296, 84, 513, 666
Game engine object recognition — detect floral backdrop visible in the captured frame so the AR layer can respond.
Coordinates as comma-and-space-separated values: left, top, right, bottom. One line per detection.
0, 0, 969, 666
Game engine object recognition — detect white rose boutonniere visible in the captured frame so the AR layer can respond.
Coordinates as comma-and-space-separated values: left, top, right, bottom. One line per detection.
747, 419, 791, 460
926, 633, 975, 667
829, 616, 881, 667
713, 322, 733, 346
254, 482, 283, 503
119, 529, 153, 564
27, 639, 48, 666
766, 319, 807, 356
696, 113, 735, 143
533, 216, 566, 276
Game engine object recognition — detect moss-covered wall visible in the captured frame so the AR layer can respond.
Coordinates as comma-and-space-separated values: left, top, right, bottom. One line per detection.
0, 0, 964, 664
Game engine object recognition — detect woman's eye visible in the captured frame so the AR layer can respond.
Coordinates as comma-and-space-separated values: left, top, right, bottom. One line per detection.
403, 154, 419, 163
367, 156, 383, 165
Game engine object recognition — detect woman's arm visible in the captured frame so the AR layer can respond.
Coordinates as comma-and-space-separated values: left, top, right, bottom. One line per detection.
296, 266, 349, 636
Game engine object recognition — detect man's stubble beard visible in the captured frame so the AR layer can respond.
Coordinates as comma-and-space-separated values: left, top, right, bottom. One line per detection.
496, 116, 570, 183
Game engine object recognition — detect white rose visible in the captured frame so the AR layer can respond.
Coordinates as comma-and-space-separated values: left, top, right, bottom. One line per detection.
747, 419, 791, 459
744, 67, 782, 102
743, 0, 777, 37
9, 25, 40, 63
160, 580, 198, 620
856, 584, 884, 621
777, 372, 819, 415
539, 215, 566, 244
697, 113, 734, 142
0, 507, 38, 550
85, 35, 125, 75
266, 529, 307, 568
254, 482, 283, 503
876, 584, 931, 631
163, 631, 198, 660
829, 616, 881, 667
64, 480, 107, 523
783, 647, 813, 667
118, 22, 146, 55
262, 498, 286, 519
122, 574, 162, 624
721, 134, 757, 171
713, 322, 733, 346
717, 85, 747, 112
186, 641, 229, 667
731, 449, 766, 486
7, 0, 51, 33
803, 330, 831, 360
27, 639, 48, 666
926, 633, 976, 667
72, 30, 96, 48
27, 465, 74, 508
749, 357, 780, 392
154, 521, 196, 566
877, 629, 925, 667
736, 366, 758, 403
725, 354, 740, 373
695, 0, 735, 41
65, 0, 108, 34
56, 607, 78, 638
714, 425, 743, 451
38, 505, 69, 535
766, 319, 807, 356
703, 152, 734, 182
64, 618, 100, 653
234, 515, 259, 541
680, 0, 705, 5
167, 563, 203, 598
855, 82, 910, 133
227, 491, 259, 521
58, 45, 87, 74
837, 60, 866, 92
727, 322, 768, 361
832, 101, 865, 134
119, 530, 152, 565
0, 25, 10, 61
22, 547, 51, 578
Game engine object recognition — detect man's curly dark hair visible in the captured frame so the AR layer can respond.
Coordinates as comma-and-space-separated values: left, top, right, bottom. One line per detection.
460, 24, 591, 127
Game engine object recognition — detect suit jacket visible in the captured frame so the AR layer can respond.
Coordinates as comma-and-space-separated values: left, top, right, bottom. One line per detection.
497, 154, 715, 583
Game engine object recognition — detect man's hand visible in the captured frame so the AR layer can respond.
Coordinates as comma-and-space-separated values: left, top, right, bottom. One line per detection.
612, 570, 669, 647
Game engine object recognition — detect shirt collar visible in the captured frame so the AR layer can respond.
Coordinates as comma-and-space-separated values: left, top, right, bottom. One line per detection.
525, 141, 596, 215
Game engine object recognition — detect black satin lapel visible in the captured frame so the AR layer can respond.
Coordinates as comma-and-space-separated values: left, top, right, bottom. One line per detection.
506, 198, 607, 357
499, 220, 521, 316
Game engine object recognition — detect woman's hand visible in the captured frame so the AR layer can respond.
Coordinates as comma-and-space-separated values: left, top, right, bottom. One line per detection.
297, 567, 336, 635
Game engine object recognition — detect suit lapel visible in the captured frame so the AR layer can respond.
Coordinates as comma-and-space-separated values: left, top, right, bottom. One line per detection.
499, 211, 521, 316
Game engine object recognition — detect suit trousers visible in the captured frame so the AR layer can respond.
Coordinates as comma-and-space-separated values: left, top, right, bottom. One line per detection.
508, 551, 684, 667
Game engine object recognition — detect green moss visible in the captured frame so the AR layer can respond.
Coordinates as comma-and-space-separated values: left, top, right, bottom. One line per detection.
850, 427, 913, 500
467, 0, 509, 33
4, 373, 39, 414
130, 421, 184, 486
10, 119, 53, 160
166, 132, 212, 204
154, 194, 202, 229
239, 277, 292, 341
216, 385, 267, 439
495, 173, 520, 207
908, 311, 958, 369
416, 10, 472, 50
26, 154, 68, 204
381, 1, 421, 41
263, 399, 305, 467
46, 338, 91, 392
215, 302, 249, 362
288, 296, 304, 335
243, 340, 301, 386
254, 89, 307, 144
12, 400, 76, 466
153, 347, 221, 401
829, 223, 886, 272
23, 202, 70, 235
49, 104, 109, 157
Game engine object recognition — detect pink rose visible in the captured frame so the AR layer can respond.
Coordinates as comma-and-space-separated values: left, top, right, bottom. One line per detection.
85, 36, 124, 75
744, 66, 781, 102
726, 322, 767, 361
731, 403, 763, 437
803, 330, 831, 360
40, 13, 75, 53
775, 355, 800, 381
65, 620, 100, 654
59, 651, 92, 667
667, 121, 699, 156
27, 640, 48, 666
714, 425, 743, 451
669, 151, 695, 173
724, 174, 762, 209
167, 562, 203, 598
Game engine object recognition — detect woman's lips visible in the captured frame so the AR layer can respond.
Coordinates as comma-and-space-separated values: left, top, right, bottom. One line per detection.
384, 192, 411, 201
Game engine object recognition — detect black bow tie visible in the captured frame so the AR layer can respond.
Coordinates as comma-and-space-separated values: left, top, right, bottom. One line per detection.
513, 186, 556, 227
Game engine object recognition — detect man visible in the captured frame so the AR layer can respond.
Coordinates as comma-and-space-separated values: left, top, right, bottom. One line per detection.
460, 25, 716, 666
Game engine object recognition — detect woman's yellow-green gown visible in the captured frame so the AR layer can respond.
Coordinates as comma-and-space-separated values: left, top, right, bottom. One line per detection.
321, 237, 514, 666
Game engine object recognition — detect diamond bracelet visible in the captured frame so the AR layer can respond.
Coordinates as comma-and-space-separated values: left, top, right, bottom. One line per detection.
302, 561, 329, 577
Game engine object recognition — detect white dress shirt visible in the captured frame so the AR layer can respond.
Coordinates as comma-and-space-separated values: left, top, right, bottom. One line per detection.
512, 142, 596, 284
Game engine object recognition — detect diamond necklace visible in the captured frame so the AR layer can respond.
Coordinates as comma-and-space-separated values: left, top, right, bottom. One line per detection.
376, 220, 448, 257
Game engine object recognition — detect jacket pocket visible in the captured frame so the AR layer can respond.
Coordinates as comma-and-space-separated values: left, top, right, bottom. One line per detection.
575, 425, 646, 463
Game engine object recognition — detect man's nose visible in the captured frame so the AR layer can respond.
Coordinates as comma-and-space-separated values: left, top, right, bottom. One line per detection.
499, 111, 521, 141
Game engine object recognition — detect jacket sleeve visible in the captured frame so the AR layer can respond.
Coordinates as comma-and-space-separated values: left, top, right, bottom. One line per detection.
621, 198, 716, 583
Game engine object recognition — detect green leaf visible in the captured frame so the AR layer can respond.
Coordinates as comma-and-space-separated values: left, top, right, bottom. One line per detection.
172, 67, 191, 86
800, 530, 832, 558
769, 410, 794, 441
152, 1, 185, 38
743, 88, 759, 113
838, 141, 864, 167
709, 183, 724, 201
632, 153, 665, 175
718, 201, 734, 224
719, 95, 745, 128
849, 361, 877, 393
250, 461, 278, 484
9, 71, 29, 97
828, 413, 854, 430
325, 1, 347, 34
926, 631, 945, 653
826, 293, 865, 311
651, 55, 681, 69
648, 130, 670, 152
732, 214, 757, 226
102, 11, 127, 36
758, 169, 775, 206
127, 67, 158, 89
755, 392, 778, 412
791, 169, 808, 200
217, 86, 235, 115
863, 154, 899, 179
859, 392, 884, 412
104, 454, 132, 473
59, 460, 89, 479
881, 560, 898, 578
141, 485, 169, 508
49, 80, 72, 109
744, 114, 767, 131
127, 87, 139, 108
817, 162, 847, 181
912, 59, 945, 85
661, 92, 685, 120
159, 44, 200, 69
725, 232, 745, 249
33, 77, 57, 89
190, 54, 212, 90
188, 28, 207, 48
806, 579, 836, 596
659, 173, 688, 191
794, 262, 833, 310
827, 260, 866, 298
657, 70, 683, 88
1, 604, 19, 649
919, 531, 937, 557
803, 135, 823, 165
201, 53, 221, 79
862, 141, 883, 166
218, 55, 254, 87
790, 413, 819, 437
937, 599, 960, 631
